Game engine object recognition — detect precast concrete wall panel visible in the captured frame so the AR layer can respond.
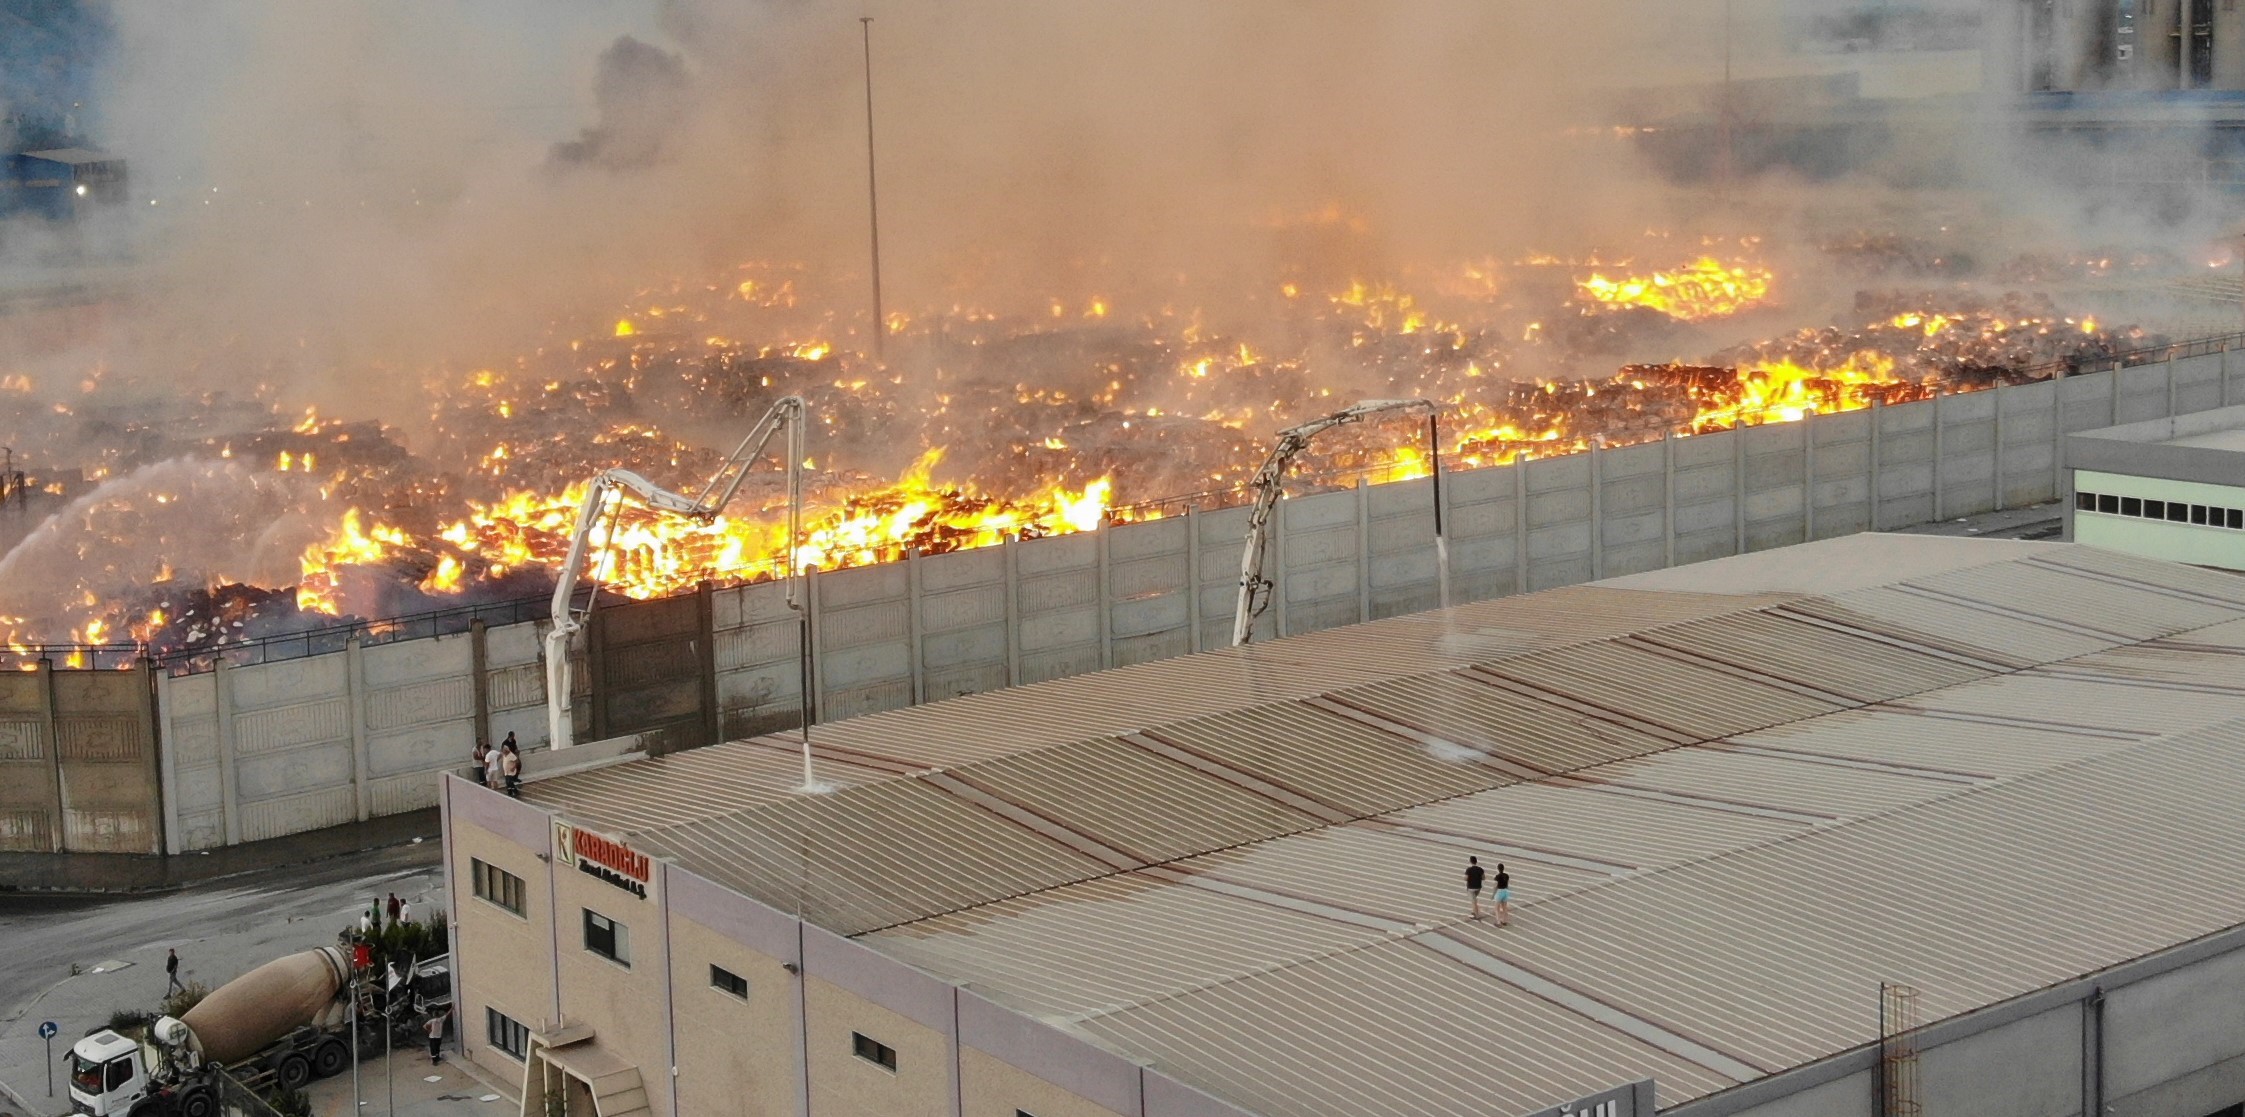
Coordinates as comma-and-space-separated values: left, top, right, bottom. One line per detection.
0, 669, 57, 851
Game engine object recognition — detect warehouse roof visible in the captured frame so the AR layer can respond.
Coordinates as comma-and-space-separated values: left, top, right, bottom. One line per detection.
526, 536, 2245, 1117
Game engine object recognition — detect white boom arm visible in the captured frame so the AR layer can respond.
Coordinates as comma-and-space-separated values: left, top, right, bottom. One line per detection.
544, 396, 808, 750
1233, 399, 1438, 647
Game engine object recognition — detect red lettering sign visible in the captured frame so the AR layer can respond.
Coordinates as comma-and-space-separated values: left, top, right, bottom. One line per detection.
571, 827, 650, 883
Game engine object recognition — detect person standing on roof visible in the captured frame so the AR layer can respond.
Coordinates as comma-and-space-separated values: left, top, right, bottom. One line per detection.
1492, 863, 1511, 927
471, 741, 490, 788
1465, 856, 1486, 919
501, 741, 522, 798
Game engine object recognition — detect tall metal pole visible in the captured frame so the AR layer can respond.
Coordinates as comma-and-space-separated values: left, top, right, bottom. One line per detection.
1719, 0, 1734, 196
860, 16, 886, 361
350, 981, 360, 1116
1428, 413, 1450, 609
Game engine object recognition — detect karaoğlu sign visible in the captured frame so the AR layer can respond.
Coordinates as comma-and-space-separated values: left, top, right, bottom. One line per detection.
1518, 1079, 1655, 1117
554, 821, 651, 899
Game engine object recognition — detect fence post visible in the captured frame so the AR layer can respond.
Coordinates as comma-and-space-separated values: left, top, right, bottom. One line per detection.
1870, 398, 1884, 532
214, 657, 241, 847
1356, 477, 1372, 623
1803, 413, 1817, 542
1932, 390, 1946, 522
906, 549, 926, 704
1096, 520, 1113, 669
1185, 508, 1203, 653
1513, 461, 1529, 595
346, 636, 371, 822
1662, 433, 1676, 568
1588, 440, 1604, 579
38, 658, 62, 852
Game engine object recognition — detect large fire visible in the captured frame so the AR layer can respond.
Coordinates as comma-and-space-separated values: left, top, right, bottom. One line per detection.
0, 238, 2154, 660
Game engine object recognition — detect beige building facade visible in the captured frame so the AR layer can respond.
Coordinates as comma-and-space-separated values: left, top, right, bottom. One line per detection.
442, 775, 1234, 1117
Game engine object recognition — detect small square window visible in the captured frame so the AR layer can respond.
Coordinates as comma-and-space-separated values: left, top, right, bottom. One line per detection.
2099, 494, 2120, 514
2192, 505, 2209, 525
2169, 502, 2189, 522
2229, 509, 2242, 529
710, 965, 748, 999
584, 909, 629, 966
2123, 497, 2143, 517
472, 859, 526, 917
2076, 492, 2096, 511
852, 1032, 897, 1071
2146, 499, 2166, 520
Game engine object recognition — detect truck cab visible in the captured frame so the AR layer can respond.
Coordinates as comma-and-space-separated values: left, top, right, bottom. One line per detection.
68, 1030, 148, 1116
68, 1024, 216, 1117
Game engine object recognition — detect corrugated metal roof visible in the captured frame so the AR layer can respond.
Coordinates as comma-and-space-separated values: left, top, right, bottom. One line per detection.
868, 871, 1393, 1020
636, 777, 1112, 935
525, 739, 898, 833
1069, 935, 1745, 1117
1576, 746, 1976, 821
1629, 608, 1996, 703
514, 540, 2245, 1117
1469, 640, 1845, 741
1727, 708, 2136, 779
1385, 782, 1810, 872
1453, 720, 2245, 1076
1319, 672, 1675, 776
1166, 824, 1618, 927
1137, 702, 1514, 816
946, 735, 1323, 864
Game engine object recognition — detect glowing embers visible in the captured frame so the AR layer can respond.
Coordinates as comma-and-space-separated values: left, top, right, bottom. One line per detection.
1575, 257, 1775, 321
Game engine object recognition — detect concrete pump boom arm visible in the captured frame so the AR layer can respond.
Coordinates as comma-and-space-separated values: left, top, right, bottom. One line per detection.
544, 396, 807, 751
1233, 399, 1436, 647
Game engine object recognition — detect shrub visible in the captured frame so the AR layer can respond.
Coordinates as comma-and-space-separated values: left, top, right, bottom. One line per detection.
159, 980, 209, 1020
105, 1009, 153, 1035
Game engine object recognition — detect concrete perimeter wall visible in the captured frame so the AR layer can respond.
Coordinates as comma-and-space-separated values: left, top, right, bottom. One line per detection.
115, 347, 2245, 852
0, 662, 161, 854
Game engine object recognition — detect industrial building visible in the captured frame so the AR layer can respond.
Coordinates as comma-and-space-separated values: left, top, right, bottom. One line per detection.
443, 533, 2245, 1117
1994, 0, 2245, 92
2070, 402, 2245, 571
0, 147, 125, 220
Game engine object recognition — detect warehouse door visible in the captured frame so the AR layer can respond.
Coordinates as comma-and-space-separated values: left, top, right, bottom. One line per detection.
588, 586, 716, 756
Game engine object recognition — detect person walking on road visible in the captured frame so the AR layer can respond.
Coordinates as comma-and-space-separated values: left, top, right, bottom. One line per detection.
1465, 856, 1486, 919
501, 740, 522, 798
1492, 863, 1512, 927
385, 893, 401, 925
425, 1011, 446, 1065
165, 948, 184, 995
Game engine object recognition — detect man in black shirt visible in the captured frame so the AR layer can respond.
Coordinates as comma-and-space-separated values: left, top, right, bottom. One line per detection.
165, 948, 184, 995
1465, 856, 1486, 919
1492, 863, 1512, 927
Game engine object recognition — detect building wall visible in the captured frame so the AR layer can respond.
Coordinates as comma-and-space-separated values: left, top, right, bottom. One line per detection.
1669, 926, 2245, 1117
444, 783, 558, 1095
2070, 468, 2245, 570
550, 830, 674, 1117
666, 912, 801, 1117
103, 344, 2245, 856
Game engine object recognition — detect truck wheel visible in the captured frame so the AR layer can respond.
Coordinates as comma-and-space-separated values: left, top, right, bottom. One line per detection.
177, 1087, 217, 1117
312, 1037, 350, 1078
276, 1052, 312, 1091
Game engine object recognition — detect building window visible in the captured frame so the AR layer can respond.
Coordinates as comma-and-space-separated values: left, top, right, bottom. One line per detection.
2146, 499, 2167, 520
2168, 502, 2189, 522
710, 965, 748, 999
2099, 494, 2119, 514
852, 1032, 897, 1071
2230, 509, 2242, 529
2076, 492, 2096, 511
2122, 497, 2142, 517
486, 1009, 529, 1060
472, 859, 526, 916
584, 910, 629, 966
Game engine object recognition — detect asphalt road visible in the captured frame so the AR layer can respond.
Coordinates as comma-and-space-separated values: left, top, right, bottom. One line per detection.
0, 841, 444, 1033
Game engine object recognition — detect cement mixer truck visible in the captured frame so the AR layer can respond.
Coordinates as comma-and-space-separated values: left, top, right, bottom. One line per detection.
67, 946, 362, 1117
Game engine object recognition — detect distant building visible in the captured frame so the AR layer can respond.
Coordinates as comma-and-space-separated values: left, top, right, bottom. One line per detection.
1, 147, 127, 220
2069, 401, 2245, 571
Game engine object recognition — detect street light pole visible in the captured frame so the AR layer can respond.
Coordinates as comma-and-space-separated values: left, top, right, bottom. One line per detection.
860, 16, 887, 361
